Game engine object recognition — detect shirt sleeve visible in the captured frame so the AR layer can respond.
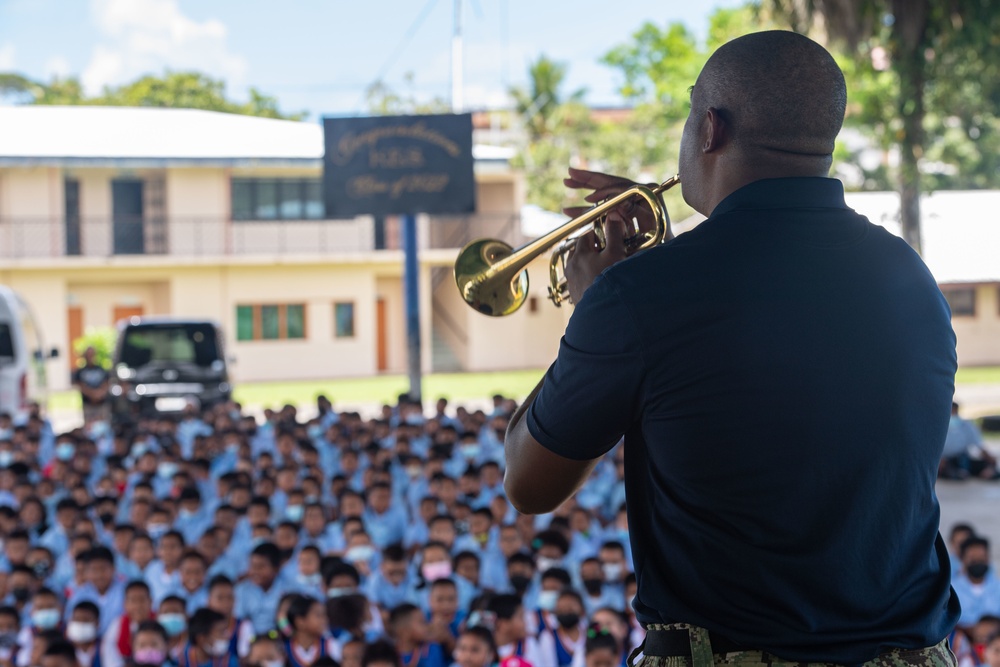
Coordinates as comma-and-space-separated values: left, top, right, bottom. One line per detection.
526, 273, 646, 461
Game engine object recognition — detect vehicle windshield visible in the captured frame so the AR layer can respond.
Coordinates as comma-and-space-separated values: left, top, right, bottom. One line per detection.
120, 324, 220, 368
0, 323, 13, 366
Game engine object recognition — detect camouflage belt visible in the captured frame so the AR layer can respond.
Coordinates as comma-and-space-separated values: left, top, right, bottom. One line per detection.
628, 624, 956, 667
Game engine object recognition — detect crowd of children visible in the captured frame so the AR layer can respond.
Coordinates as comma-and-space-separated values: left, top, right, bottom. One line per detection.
0, 394, 640, 667
947, 523, 1000, 667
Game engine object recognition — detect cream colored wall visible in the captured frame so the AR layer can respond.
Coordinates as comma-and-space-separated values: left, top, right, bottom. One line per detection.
953, 284, 1000, 366
166, 168, 229, 255
197, 264, 382, 382
440, 254, 569, 372
67, 282, 165, 328
0, 168, 63, 257
477, 180, 517, 214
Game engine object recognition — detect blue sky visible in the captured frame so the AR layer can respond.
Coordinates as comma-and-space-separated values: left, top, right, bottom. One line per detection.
0, 0, 747, 120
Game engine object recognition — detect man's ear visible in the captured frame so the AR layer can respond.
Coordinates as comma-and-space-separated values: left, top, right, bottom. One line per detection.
703, 107, 727, 153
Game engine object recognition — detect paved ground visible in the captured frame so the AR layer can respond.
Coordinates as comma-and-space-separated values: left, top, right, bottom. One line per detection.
938, 478, 1000, 550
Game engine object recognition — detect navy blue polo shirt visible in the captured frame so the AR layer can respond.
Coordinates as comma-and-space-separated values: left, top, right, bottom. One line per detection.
526, 177, 960, 663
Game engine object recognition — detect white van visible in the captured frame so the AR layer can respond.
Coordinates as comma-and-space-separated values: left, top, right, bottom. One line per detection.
0, 286, 57, 419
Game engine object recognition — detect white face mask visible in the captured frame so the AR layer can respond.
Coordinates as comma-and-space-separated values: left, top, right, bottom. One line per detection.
66, 621, 98, 644
208, 639, 230, 657
602, 562, 624, 582
537, 589, 559, 611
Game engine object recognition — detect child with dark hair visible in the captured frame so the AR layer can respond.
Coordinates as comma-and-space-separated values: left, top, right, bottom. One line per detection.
581, 630, 617, 667
66, 601, 101, 667
283, 596, 338, 667
361, 640, 400, 667
485, 595, 542, 667
0, 605, 20, 667
452, 626, 497, 667
180, 609, 238, 667
130, 621, 172, 667
102, 580, 153, 667
537, 590, 584, 667
40, 639, 77, 667
206, 575, 253, 659
427, 579, 462, 657
387, 604, 447, 667
67, 546, 124, 635
235, 543, 287, 635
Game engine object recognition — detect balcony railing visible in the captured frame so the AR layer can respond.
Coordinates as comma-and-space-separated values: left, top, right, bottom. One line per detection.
0, 213, 526, 260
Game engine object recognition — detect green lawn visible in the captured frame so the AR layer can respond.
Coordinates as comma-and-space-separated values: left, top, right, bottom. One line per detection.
46, 366, 1000, 414
47, 369, 547, 413
230, 369, 546, 408
955, 366, 1000, 384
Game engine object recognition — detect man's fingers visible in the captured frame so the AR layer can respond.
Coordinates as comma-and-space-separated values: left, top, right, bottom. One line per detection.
602, 216, 630, 256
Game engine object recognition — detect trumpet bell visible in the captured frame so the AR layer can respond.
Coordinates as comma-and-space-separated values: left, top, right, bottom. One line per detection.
454, 238, 529, 317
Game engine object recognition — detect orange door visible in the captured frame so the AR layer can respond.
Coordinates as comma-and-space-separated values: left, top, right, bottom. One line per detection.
376, 298, 388, 372
67, 306, 83, 368
112, 305, 144, 326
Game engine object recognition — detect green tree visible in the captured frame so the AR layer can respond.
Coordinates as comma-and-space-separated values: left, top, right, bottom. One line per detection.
763, 0, 1000, 253
510, 55, 586, 142
72, 327, 116, 369
364, 72, 450, 116
508, 56, 594, 212
0, 70, 306, 120
593, 6, 775, 221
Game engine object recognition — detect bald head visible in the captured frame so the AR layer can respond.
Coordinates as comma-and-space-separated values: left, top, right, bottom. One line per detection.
695, 30, 846, 161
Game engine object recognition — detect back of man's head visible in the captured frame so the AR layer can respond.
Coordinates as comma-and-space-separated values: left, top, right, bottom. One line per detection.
696, 30, 846, 165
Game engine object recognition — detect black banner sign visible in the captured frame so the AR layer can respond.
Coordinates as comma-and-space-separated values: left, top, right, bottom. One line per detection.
323, 113, 475, 217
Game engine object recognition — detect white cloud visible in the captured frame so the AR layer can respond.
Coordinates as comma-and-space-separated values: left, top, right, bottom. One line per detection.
82, 0, 247, 95
0, 43, 15, 70
43, 56, 72, 80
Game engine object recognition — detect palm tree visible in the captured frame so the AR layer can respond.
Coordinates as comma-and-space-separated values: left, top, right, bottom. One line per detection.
765, 0, 998, 254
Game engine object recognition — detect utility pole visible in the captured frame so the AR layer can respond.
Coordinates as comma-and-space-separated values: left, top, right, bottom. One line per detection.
451, 0, 463, 113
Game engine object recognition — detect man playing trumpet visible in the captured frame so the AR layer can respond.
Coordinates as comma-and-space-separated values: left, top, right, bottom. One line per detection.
504, 30, 959, 667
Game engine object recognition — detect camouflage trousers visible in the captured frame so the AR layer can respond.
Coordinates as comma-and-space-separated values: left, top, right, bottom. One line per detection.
629, 624, 956, 667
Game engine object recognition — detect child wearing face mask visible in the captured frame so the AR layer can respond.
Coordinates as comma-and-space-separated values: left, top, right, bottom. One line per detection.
157, 597, 188, 664
65, 602, 101, 667
179, 609, 238, 667
130, 621, 175, 667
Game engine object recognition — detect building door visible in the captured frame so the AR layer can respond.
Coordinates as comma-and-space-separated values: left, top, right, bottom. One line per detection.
112, 305, 144, 326
65, 179, 81, 256
67, 306, 83, 369
376, 298, 388, 372
112, 180, 144, 254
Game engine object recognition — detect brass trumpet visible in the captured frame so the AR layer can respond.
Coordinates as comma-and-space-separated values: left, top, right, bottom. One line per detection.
454, 175, 680, 316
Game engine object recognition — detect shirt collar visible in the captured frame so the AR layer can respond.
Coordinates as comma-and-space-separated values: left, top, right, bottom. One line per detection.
709, 177, 849, 219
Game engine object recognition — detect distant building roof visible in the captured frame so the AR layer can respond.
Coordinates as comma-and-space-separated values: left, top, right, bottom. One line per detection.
0, 105, 514, 167
847, 190, 1000, 285
527, 187, 1000, 286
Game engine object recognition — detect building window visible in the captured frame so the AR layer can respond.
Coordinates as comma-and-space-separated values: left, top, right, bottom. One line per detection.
943, 287, 976, 317
231, 178, 324, 221
334, 302, 355, 338
235, 304, 307, 340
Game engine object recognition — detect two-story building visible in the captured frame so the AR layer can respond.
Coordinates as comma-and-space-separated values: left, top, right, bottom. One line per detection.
0, 106, 571, 391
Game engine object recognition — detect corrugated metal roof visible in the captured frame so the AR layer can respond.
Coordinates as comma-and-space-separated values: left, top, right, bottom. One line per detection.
0, 105, 514, 166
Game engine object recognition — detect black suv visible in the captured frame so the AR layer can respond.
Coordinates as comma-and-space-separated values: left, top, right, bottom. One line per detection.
109, 317, 232, 424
